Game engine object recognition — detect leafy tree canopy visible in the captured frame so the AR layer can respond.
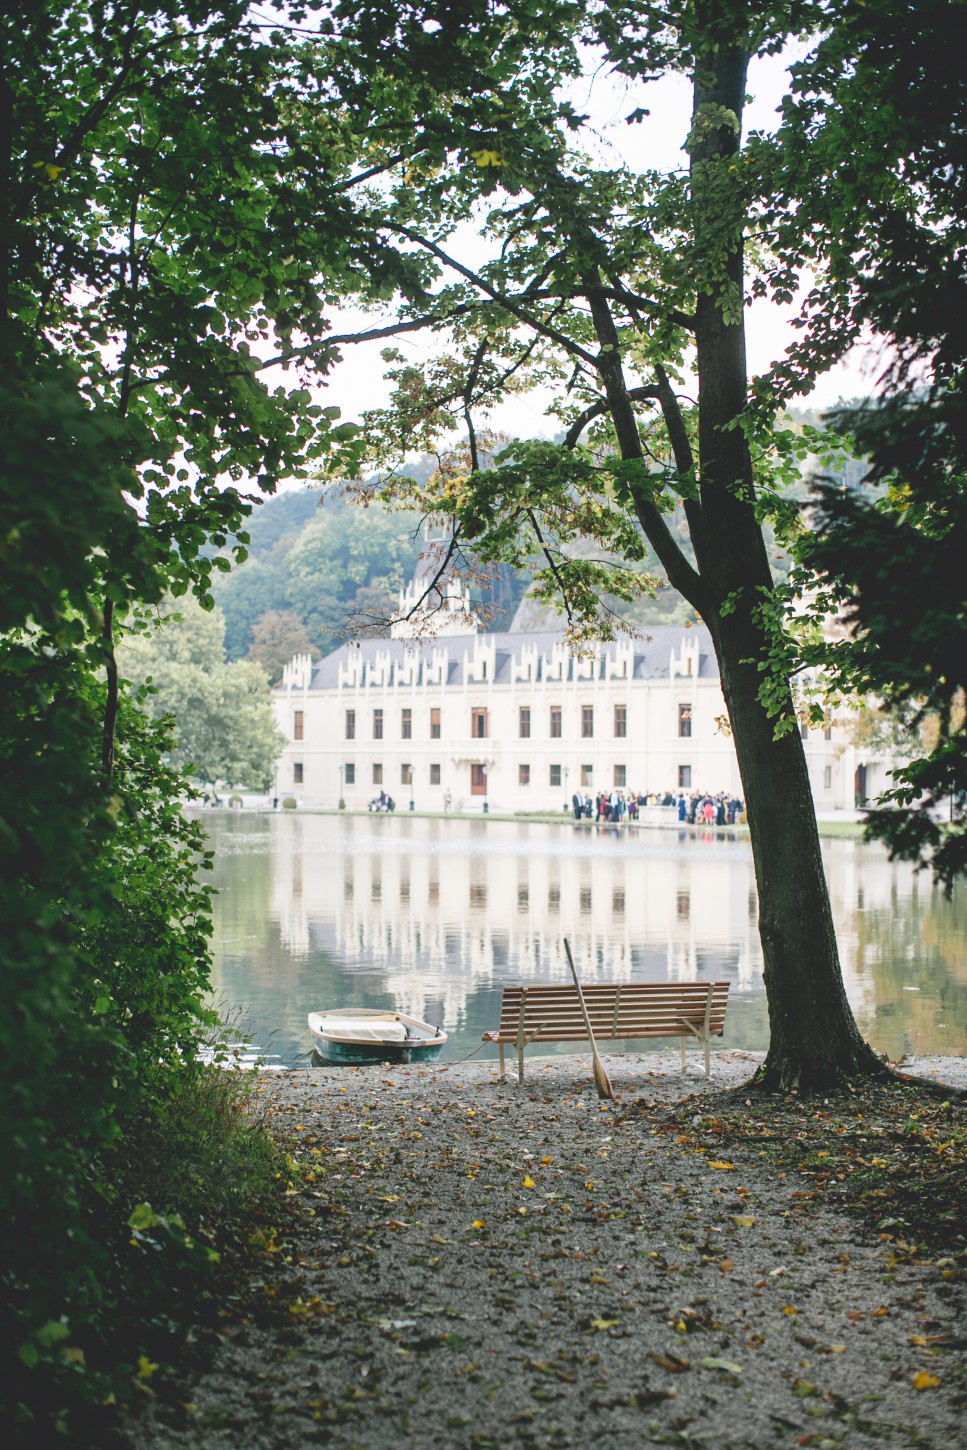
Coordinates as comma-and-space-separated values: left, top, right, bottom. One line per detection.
122, 599, 284, 787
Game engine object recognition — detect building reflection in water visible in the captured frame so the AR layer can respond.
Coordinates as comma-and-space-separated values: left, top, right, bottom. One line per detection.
263, 814, 883, 1041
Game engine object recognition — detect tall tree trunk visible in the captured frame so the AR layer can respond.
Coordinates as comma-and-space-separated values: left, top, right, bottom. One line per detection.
688, 12, 884, 1090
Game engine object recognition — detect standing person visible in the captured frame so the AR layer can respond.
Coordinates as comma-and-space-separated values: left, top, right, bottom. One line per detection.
572, 791, 582, 821
716, 796, 727, 826
443, 788, 452, 815
677, 793, 687, 822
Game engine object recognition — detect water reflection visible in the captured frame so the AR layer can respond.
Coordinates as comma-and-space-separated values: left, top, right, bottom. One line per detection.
202, 813, 967, 1066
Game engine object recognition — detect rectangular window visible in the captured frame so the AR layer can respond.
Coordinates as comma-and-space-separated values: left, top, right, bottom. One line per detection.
401, 708, 412, 740
345, 709, 355, 740
614, 764, 626, 787
294, 710, 304, 740
550, 764, 562, 787
824, 765, 832, 791
293, 762, 303, 784
472, 707, 488, 739
581, 705, 594, 738
800, 719, 809, 740
824, 725, 832, 742
401, 763, 413, 785
430, 707, 441, 740
373, 763, 383, 785
373, 708, 383, 740
678, 764, 692, 789
614, 704, 627, 738
678, 702, 692, 738
470, 763, 487, 794
550, 706, 562, 739
345, 763, 355, 785
519, 706, 531, 739
519, 763, 530, 786
580, 764, 593, 787
430, 763, 441, 785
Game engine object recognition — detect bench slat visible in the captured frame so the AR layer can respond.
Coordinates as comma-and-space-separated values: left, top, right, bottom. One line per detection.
486, 980, 730, 1081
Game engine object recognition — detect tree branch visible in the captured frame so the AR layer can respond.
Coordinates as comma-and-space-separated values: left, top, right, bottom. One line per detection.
563, 385, 661, 449
581, 271, 706, 610
391, 223, 600, 367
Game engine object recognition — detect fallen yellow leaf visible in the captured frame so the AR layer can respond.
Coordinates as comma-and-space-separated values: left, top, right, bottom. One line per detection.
471, 1220, 486, 1229
732, 1214, 756, 1228
913, 1372, 940, 1390
707, 1161, 735, 1171
522, 1175, 536, 1189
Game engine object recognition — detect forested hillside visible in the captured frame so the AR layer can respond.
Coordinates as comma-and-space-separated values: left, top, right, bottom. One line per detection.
215, 421, 854, 662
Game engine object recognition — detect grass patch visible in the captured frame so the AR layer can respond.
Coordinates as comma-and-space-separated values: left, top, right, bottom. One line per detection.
9, 1064, 288, 1447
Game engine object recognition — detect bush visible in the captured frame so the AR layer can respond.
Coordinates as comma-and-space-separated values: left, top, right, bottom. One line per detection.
282, 796, 297, 810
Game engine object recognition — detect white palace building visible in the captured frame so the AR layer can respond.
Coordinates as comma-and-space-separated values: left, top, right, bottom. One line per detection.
272, 546, 879, 815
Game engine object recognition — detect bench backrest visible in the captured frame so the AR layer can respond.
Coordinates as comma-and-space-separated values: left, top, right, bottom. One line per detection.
493, 981, 729, 1042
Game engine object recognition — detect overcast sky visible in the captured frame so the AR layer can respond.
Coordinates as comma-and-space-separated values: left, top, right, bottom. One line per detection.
275, 42, 878, 460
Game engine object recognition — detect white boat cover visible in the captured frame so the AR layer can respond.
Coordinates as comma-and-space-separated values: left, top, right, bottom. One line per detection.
317, 1016, 408, 1043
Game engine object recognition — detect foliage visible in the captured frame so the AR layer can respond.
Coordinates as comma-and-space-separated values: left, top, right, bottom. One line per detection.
246, 609, 320, 684
212, 484, 533, 661
1, 0, 396, 1430
776, 0, 967, 889
121, 598, 284, 788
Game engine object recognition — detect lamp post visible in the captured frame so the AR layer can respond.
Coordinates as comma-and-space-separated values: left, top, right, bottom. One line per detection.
337, 763, 345, 810
563, 764, 570, 815
409, 765, 415, 812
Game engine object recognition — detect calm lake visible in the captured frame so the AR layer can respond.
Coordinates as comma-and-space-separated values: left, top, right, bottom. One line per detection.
200, 811, 967, 1068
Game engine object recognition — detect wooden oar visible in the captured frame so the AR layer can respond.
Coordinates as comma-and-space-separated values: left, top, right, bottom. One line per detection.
563, 937, 615, 1101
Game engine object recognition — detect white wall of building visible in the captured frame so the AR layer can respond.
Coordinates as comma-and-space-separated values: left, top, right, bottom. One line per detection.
272, 625, 860, 814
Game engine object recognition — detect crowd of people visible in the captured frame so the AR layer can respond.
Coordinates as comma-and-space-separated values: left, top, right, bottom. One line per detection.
571, 789, 745, 826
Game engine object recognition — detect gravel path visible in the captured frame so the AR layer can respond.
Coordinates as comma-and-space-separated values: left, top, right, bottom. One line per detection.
125, 1052, 966, 1449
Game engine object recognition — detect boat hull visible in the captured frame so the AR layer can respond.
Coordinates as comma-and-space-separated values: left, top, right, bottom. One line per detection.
307, 1009, 447, 1067
311, 1036, 446, 1066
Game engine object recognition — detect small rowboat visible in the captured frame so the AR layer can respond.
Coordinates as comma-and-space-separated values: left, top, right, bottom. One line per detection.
307, 1009, 447, 1066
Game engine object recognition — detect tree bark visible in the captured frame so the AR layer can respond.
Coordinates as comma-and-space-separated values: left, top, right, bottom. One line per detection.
685, 12, 884, 1089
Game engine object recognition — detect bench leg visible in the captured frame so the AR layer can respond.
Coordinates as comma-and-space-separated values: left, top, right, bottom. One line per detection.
704, 1035, 710, 1078
498, 1043, 506, 1081
517, 1045, 525, 1085
680, 1035, 686, 1073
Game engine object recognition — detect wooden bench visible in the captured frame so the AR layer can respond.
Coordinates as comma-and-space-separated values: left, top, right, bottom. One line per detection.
483, 981, 730, 1083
